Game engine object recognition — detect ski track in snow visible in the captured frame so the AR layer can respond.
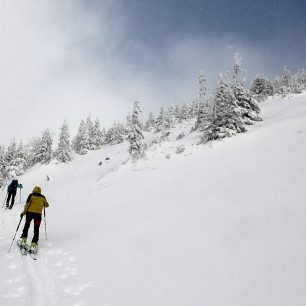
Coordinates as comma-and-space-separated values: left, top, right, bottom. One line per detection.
0, 205, 90, 306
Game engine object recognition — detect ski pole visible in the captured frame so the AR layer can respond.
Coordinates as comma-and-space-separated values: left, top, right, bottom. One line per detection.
18, 184, 23, 203
8, 215, 24, 254
44, 207, 47, 240
2, 193, 8, 209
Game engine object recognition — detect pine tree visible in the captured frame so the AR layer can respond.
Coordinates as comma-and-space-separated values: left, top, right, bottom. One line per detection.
33, 129, 53, 164
144, 112, 156, 131
198, 71, 208, 103
3, 140, 16, 166
231, 53, 261, 124
73, 120, 88, 155
0, 145, 6, 187
195, 71, 212, 130
190, 98, 199, 119
4, 140, 18, 178
297, 69, 306, 90
179, 103, 190, 122
4, 140, 28, 178
156, 107, 172, 139
91, 118, 106, 149
279, 66, 293, 97
167, 104, 177, 125
28, 137, 41, 166
195, 97, 214, 131
165, 108, 175, 129
54, 120, 72, 163
202, 73, 246, 141
84, 115, 95, 150
12, 141, 28, 175
105, 122, 126, 145
291, 74, 302, 94
127, 101, 146, 161
155, 107, 167, 132
174, 105, 181, 121
272, 75, 282, 96
250, 74, 274, 102
126, 113, 133, 130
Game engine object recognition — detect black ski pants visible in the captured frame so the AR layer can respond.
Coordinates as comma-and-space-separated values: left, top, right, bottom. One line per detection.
6, 190, 17, 209
21, 212, 42, 244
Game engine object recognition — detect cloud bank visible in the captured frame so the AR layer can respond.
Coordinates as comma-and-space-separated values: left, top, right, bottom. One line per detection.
0, 1, 288, 145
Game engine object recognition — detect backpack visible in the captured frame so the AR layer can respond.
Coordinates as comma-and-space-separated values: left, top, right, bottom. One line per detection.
8, 179, 18, 192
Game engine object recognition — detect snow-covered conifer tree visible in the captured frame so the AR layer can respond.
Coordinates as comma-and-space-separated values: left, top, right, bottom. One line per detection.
73, 120, 87, 155
179, 103, 190, 122
3, 140, 16, 165
155, 107, 167, 132
195, 71, 212, 130
279, 66, 293, 97
155, 107, 172, 140
195, 98, 214, 131
27, 137, 41, 167
0, 145, 6, 187
126, 113, 132, 129
12, 141, 28, 175
167, 105, 177, 125
272, 75, 282, 96
198, 71, 207, 103
190, 98, 199, 119
231, 53, 261, 124
3, 140, 18, 178
105, 122, 126, 145
297, 69, 306, 90
127, 101, 146, 161
202, 73, 246, 141
91, 118, 106, 149
33, 129, 53, 164
250, 74, 274, 102
174, 105, 181, 121
144, 112, 156, 131
84, 115, 95, 150
291, 74, 302, 94
5, 140, 28, 178
54, 120, 72, 163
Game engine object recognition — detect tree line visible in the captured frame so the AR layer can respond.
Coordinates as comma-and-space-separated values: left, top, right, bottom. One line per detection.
1, 53, 305, 186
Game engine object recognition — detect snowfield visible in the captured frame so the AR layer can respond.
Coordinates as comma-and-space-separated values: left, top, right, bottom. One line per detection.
1, 93, 306, 306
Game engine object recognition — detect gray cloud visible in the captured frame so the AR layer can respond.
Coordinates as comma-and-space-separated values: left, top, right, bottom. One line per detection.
0, 1, 291, 145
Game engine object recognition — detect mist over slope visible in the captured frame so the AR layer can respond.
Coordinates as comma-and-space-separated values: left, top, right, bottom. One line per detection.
1, 93, 306, 306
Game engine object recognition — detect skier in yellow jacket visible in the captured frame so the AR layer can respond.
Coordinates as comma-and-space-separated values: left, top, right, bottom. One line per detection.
19, 186, 49, 252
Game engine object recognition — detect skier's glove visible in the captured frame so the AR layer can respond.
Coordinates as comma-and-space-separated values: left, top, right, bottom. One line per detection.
20, 212, 25, 217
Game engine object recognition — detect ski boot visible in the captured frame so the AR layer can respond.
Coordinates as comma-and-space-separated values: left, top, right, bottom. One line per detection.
17, 237, 28, 254
19, 237, 27, 247
29, 242, 38, 254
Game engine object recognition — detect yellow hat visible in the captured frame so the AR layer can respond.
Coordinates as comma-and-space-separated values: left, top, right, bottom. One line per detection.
33, 186, 41, 193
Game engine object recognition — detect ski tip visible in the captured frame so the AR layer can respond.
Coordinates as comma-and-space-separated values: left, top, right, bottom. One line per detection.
29, 253, 37, 260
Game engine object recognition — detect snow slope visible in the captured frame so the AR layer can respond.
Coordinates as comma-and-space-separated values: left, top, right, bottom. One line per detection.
1, 93, 306, 306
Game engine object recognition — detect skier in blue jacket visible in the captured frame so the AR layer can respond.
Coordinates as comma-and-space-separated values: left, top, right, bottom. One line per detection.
6, 179, 23, 209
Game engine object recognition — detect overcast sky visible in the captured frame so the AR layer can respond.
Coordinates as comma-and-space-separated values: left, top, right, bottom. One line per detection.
0, 0, 305, 145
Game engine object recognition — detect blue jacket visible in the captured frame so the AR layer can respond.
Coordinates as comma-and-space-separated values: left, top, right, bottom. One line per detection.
7, 180, 23, 193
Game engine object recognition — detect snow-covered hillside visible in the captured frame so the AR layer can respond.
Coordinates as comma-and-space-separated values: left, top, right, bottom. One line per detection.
1, 93, 306, 306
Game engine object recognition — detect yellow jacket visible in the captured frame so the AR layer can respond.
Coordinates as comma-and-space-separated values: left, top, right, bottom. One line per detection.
23, 186, 49, 215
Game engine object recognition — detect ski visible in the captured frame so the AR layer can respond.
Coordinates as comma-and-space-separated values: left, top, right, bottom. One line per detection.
17, 240, 28, 256
28, 244, 38, 260
29, 250, 37, 260
16, 240, 38, 259
20, 246, 27, 256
